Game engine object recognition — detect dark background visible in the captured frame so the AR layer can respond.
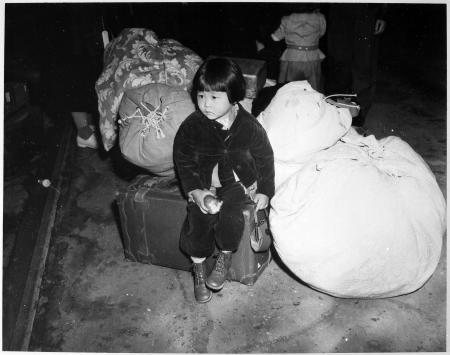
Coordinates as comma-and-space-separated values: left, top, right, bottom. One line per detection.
4, 2, 446, 116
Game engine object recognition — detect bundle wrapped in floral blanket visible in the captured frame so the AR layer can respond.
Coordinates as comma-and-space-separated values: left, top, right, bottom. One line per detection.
95, 28, 203, 151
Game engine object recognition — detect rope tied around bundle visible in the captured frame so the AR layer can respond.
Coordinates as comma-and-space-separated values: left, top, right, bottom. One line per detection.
125, 100, 169, 139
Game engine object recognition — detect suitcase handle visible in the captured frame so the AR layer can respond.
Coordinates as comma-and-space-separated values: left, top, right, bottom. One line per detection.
133, 176, 180, 202
151, 177, 179, 193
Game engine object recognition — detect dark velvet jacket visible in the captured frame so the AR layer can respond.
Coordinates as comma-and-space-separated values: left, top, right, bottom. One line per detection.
173, 104, 275, 199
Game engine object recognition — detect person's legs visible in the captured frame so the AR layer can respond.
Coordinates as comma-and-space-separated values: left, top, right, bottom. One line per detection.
72, 111, 98, 149
69, 50, 101, 149
303, 60, 323, 92
206, 183, 253, 290
180, 203, 217, 303
278, 60, 289, 84
351, 17, 380, 126
215, 183, 252, 251
191, 257, 212, 303
325, 5, 356, 96
180, 203, 217, 257
279, 61, 307, 85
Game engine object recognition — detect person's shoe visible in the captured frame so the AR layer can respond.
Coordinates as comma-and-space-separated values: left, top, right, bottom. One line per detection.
206, 252, 232, 290
76, 133, 98, 149
193, 262, 212, 303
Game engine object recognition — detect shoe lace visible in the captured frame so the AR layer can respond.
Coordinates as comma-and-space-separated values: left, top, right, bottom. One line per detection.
123, 100, 169, 139
214, 253, 226, 274
193, 264, 205, 285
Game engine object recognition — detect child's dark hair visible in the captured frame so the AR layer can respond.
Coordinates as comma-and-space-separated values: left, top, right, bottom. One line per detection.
192, 57, 246, 104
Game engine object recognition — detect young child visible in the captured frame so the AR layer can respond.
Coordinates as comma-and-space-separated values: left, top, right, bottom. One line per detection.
173, 57, 275, 303
271, 4, 326, 92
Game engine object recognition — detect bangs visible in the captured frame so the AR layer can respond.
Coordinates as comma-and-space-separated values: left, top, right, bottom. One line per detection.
197, 72, 229, 93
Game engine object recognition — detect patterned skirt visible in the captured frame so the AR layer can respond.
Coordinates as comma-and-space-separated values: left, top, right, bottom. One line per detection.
278, 59, 323, 93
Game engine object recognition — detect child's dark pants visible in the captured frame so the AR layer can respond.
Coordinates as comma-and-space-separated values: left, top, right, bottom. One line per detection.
180, 182, 254, 258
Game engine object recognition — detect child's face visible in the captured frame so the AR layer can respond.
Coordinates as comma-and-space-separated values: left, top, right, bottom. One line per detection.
197, 91, 233, 121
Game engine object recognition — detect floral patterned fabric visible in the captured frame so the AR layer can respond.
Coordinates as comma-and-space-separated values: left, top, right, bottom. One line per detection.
95, 28, 203, 151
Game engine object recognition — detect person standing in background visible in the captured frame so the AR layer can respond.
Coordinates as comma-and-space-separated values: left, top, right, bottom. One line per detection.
270, 3, 326, 92
325, 3, 387, 127
65, 4, 105, 149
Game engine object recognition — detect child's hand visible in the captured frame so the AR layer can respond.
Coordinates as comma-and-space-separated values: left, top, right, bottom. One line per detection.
253, 193, 269, 211
189, 189, 216, 214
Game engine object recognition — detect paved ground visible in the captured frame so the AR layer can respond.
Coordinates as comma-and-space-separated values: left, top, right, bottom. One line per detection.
12, 49, 445, 352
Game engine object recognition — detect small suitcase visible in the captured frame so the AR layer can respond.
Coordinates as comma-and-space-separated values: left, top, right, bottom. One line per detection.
116, 175, 271, 285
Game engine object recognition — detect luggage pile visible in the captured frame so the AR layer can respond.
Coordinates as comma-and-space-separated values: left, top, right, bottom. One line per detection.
116, 175, 271, 285
111, 53, 272, 284
258, 81, 446, 298
95, 28, 203, 174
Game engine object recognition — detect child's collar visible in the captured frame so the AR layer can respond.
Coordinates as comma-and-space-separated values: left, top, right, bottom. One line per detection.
216, 104, 239, 130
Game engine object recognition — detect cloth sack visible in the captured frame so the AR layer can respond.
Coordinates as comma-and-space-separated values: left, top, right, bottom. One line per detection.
257, 80, 352, 166
118, 83, 195, 177
273, 160, 305, 192
96, 28, 203, 151
270, 128, 446, 298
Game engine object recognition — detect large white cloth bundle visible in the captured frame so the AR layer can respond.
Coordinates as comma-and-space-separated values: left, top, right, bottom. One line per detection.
273, 160, 304, 191
257, 81, 352, 166
270, 128, 446, 298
